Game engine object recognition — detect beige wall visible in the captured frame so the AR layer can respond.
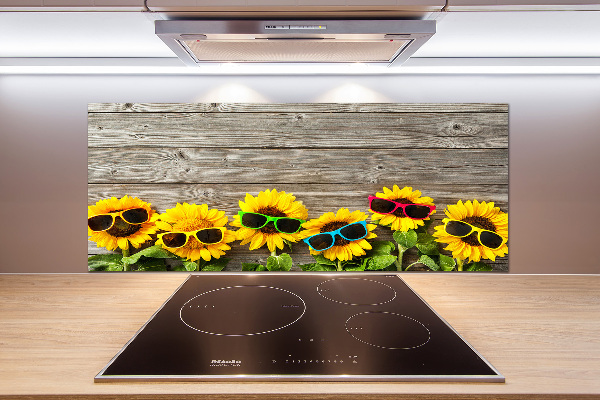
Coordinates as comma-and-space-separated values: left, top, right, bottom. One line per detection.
1, 73, 599, 273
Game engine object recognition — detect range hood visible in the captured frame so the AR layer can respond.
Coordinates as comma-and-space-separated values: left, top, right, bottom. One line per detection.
155, 20, 435, 67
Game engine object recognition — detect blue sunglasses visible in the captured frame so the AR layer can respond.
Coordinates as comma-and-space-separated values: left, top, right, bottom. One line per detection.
303, 221, 368, 252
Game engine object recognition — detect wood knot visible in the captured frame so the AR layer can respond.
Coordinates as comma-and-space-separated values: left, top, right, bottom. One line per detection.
453, 124, 461, 130
124, 103, 134, 109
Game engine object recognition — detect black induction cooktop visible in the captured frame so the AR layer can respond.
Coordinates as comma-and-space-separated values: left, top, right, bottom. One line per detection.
95, 273, 504, 382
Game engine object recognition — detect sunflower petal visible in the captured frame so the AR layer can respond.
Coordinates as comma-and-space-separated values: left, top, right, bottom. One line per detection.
199, 248, 211, 261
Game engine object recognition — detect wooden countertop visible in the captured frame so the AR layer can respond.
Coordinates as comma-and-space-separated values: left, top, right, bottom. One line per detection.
0, 273, 598, 400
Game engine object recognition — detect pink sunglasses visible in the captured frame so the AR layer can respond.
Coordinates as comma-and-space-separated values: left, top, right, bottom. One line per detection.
368, 196, 436, 220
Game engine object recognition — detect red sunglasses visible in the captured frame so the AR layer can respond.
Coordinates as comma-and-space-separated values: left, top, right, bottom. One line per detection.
368, 196, 436, 220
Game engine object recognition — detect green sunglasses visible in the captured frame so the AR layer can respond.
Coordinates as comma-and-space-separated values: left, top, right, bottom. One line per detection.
238, 211, 305, 234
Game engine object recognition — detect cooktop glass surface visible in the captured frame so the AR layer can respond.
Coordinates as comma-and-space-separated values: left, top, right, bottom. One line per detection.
95, 273, 503, 382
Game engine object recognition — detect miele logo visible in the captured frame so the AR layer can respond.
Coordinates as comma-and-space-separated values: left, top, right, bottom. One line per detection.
210, 359, 242, 367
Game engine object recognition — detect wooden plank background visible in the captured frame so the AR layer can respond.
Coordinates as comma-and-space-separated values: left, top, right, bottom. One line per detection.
88, 103, 509, 272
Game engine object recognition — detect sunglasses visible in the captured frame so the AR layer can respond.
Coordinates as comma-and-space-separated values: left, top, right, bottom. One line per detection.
88, 208, 149, 232
444, 219, 507, 250
303, 221, 368, 252
368, 196, 436, 220
158, 227, 226, 248
238, 211, 305, 234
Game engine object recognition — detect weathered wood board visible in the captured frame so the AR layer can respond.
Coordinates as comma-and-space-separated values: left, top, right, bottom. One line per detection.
88, 103, 509, 272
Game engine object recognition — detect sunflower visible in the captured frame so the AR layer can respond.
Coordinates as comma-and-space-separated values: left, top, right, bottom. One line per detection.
88, 195, 159, 252
155, 203, 236, 262
433, 199, 508, 262
231, 189, 308, 253
298, 208, 377, 262
370, 185, 436, 232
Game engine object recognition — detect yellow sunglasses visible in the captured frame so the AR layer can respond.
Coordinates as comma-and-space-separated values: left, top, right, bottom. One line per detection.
88, 208, 149, 232
444, 219, 507, 250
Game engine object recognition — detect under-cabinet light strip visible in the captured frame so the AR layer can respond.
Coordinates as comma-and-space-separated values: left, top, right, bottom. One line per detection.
0, 58, 599, 75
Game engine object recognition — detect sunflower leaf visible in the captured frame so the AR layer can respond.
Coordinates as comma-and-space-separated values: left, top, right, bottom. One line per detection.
439, 254, 456, 271
416, 241, 439, 256
344, 262, 365, 272
417, 233, 436, 244
88, 254, 124, 271
299, 263, 336, 272
312, 254, 336, 266
122, 245, 176, 265
366, 255, 397, 270
182, 260, 198, 271
242, 263, 263, 271
393, 230, 418, 250
417, 255, 440, 271
366, 241, 395, 256
134, 258, 168, 271
201, 258, 230, 272
415, 219, 434, 233
105, 264, 125, 272
465, 261, 493, 271
266, 253, 293, 271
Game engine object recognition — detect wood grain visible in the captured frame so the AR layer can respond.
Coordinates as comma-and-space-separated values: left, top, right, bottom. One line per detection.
88, 148, 508, 184
88, 103, 510, 113
88, 112, 508, 149
87, 183, 509, 215
0, 274, 598, 399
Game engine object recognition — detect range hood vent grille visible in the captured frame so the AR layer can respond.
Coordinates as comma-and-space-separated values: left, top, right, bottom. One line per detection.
156, 20, 435, 67
182, 39, 411, 63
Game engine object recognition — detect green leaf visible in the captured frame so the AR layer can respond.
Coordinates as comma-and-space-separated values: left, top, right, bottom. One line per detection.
366, 255, 397, 270
344, 262, 365, 272
201, 257, 230, 272
121, 245, 175, 265
256, 265, 268, 272
105, 264, 125, 272
393, 230, 418, 250
439, 254, 456, 271
182, 260, 198, 271
135, 258, 168, 271
300, 263, 336, 272
242, 263, 262, 271
415, 218, 434, 233
88, 254, 124, 271
170, 264, 188, 272
299, 263, 317, 271
367, 240, 395, 256
312, 254, 336, 266
266, 253, 293, 271
418, 254, 440, 271
465, 261, 494, 271
416, 241, 439, 256
417, 233, 436, 244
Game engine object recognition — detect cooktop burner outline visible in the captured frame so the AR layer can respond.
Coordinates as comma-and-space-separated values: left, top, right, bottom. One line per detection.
316, 277, 397, 305
345, 311, 431, 350
179, 285, 306, 336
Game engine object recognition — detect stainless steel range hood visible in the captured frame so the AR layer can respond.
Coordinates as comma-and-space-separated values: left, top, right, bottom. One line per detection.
155, 20, 435, 67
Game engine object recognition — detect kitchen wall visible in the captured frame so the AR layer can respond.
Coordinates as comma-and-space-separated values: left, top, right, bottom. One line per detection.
1, 72, 599, 274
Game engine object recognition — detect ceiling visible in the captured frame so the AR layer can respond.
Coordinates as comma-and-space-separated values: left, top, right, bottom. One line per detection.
0, 10, 599, 59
